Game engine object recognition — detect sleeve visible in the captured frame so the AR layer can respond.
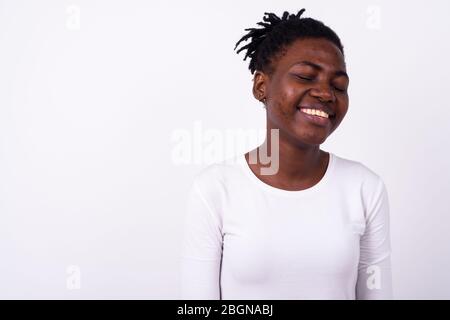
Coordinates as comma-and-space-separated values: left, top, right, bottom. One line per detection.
356, 178, 394, 300
179, 180, 223, 300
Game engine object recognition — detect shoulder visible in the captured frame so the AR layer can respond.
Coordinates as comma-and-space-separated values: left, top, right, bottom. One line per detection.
332, 152, 388, 207
189, 154, 244, 204
192, 155, 242, 188
332, 153, 385, 186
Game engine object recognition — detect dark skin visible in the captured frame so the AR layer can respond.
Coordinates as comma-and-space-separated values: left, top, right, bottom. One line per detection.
245, 37, 349, 191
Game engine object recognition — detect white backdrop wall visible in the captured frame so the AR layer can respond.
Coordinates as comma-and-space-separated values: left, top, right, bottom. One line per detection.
0, 0, 449, 299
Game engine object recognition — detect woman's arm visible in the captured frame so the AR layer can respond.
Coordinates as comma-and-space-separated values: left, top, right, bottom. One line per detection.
180, 181, 223, 299
356, 178, 393, 299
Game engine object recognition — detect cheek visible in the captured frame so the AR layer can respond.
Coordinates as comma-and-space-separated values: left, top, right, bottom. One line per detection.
270, 84, 303, 117
336, 95, 349, 117
268, 101, 291, 128
270, 94, 293, 120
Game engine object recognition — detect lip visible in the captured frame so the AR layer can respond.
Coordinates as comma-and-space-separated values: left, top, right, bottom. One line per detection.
296, 107, 331, 127
298, 103, 335, 117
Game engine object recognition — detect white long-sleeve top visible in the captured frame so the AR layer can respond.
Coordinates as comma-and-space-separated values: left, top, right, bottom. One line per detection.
180, 151, 393, 300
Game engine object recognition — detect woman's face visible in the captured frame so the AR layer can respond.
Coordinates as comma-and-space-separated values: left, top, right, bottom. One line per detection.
253, 37, 349, 146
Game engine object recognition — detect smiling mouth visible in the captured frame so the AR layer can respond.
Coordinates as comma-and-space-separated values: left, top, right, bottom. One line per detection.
296, 107, 335, 119
299, 107, 329, 119
296, 107, 335, 127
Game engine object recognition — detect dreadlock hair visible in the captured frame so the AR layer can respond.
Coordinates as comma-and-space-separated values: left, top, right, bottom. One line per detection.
234, 9, 344, 75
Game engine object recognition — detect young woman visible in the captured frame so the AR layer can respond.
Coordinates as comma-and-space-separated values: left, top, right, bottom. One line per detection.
180, 9, 392, 300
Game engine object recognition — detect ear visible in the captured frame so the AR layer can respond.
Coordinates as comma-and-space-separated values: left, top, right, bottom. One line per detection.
252, 70, 268, 102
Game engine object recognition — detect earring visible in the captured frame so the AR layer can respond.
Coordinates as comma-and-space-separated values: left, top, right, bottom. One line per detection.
261, 97, 267, 108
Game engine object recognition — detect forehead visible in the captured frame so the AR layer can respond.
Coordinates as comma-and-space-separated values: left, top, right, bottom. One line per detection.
274, 37, 346, 72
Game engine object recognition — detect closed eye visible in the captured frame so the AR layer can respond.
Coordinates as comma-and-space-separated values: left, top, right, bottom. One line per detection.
291, 73, 347, 92
333, 86, 346, 92
294, 75, 313, 81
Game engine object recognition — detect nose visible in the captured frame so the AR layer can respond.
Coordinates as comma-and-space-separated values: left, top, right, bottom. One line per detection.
309, 82, 335, 103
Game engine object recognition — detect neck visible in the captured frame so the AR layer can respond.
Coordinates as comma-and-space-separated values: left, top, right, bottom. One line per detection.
260, 129, 324, 181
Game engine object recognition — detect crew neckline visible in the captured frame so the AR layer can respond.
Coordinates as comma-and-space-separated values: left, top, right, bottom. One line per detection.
238, 151, 336, 197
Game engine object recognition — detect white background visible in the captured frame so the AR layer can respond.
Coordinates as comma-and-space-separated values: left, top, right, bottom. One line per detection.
1, 0, 449, 299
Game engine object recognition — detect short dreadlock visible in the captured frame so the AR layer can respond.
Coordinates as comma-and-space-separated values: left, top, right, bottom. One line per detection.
234, 9, 344, 75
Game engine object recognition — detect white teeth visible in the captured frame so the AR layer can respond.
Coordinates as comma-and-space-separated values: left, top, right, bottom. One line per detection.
299, 108, 329, 119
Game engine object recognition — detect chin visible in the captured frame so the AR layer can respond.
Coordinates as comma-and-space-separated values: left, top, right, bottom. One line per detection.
290, 136, 327, 148
304, 138, 326, 146
294, 130, 329, 146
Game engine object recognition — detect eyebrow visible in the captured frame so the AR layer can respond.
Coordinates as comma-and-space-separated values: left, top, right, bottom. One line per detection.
291, 60, 349, 79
